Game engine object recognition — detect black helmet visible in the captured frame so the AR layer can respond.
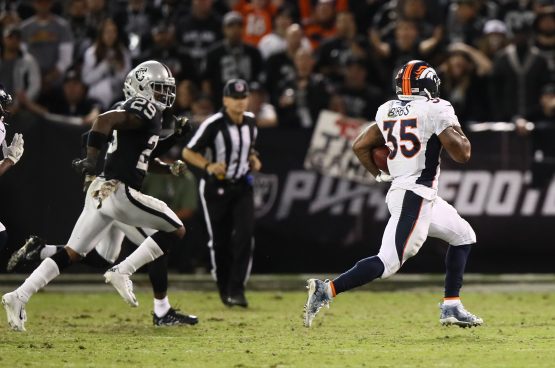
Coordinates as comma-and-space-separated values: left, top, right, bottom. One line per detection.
0, 86, 13, 118
395, 60, 441, 99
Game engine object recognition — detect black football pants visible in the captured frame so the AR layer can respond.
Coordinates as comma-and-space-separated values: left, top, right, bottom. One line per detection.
200, 177, 254, 298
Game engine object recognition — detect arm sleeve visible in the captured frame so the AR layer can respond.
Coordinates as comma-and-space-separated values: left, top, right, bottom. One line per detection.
151, 134, 182, 159
432, 101, 460, 136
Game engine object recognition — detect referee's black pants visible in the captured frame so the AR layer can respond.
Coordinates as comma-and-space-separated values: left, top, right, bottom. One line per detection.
199, 177, 255, 298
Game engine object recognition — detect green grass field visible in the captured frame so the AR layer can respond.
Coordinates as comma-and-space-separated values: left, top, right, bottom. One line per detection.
0, 290, 554, 367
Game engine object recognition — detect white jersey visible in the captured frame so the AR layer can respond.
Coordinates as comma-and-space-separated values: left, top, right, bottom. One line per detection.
375, 97, 460, 200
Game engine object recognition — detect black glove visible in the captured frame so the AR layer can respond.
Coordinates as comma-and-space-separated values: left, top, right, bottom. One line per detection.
173, 115, 191, 137
72, 157, 97, 175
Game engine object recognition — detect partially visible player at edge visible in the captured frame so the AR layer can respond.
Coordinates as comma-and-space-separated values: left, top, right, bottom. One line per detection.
5, 68, 197, 327
0, 87, 24, 253
2, 60, 192, 331
303, 60, 483, 328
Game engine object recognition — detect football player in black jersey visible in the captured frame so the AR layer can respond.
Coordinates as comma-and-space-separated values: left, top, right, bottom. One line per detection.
6, 69, 196, 326
2, 61, 193, 331
0, 88, 24, 253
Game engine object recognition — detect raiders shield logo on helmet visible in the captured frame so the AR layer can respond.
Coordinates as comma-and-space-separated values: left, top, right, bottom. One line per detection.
135, 67, 148, 82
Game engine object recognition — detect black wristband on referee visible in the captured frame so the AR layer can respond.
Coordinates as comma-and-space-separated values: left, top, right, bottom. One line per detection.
87, 131, 108, 150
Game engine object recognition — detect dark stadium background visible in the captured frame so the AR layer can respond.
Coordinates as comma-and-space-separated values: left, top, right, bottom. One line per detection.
0, 0, 553, 274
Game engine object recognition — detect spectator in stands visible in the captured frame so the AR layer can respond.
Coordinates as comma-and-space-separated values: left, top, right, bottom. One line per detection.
177, 0, 223, 73
0, 25, 41, 111
300, 0, 348, 49
315, 11, 368, 84
533, 8, 555, 79
0, 8, 21, 30
81, 18, 131, 109
530, 83, 555, 187
189, 93, 215, 127
371, 0, 441, 42
276, 48, 339, 129
247, 81, 277, 128
439, 45, 492, 123
85, 0, 110, 39
370, 18, 442, 82
445, 0, 487, 47
172, 80, 198, 118
114, 0, 162, 58
20, 0, 74, 94
265, 24, 311, 106
335, 57, 382, 119
20, 69, 100, 126
478, 19, 509, 61
258, 5, 297, 60
233, 0, 276, 46
135, 21, 197, 83
202, 11, 263, 106
66, 0, 92, 62
490, 15, 550, 122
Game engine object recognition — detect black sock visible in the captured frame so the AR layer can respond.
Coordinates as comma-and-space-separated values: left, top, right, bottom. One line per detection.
148, 254, 168, 294
444, 244, 473, 298
51, 249, 72, 271
332, 256, 385, 295
151, 231, 179, 254
82, 249, 113, 269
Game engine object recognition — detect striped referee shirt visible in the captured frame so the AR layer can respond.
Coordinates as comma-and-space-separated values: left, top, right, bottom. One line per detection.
187, 109, 258, 180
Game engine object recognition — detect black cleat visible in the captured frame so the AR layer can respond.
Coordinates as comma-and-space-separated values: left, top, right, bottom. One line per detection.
227, 294, 248, 308
6, 236, 45, 272
153, 308, 199, 326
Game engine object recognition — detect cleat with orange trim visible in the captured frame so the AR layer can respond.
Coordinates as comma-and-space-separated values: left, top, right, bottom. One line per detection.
303, 279, 332, 327
440, 302, 483, 328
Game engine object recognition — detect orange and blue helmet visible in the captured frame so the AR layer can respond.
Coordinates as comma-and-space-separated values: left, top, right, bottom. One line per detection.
395, 60, 440, 100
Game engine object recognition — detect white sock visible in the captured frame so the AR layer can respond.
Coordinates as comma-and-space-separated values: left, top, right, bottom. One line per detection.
16, 258, 60, 303
443, 298, 461, 306
40, 245, 59, 260
154, 296, 171, 317
115, 237, 163, 275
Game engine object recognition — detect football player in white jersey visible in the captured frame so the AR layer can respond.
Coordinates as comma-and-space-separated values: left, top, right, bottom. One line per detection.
0, 88, 24, 253
303, 60, 483, 328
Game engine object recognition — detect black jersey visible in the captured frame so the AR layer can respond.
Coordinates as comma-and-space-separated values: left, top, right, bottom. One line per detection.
103, 96, 163, 190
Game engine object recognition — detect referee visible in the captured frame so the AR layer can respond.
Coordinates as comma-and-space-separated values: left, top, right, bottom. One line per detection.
182, 79, 261, 308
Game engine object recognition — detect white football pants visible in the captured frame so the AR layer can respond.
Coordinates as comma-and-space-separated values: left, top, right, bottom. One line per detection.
68, 178, 182, 257
378, 188, 476, 278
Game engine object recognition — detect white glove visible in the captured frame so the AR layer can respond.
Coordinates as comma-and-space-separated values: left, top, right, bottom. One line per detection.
169, 160, 187, 176
6, 133, 24, 165
375, 170, 393, 183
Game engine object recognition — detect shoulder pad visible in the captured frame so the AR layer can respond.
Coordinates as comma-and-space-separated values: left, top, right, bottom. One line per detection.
121, 96, 161, 123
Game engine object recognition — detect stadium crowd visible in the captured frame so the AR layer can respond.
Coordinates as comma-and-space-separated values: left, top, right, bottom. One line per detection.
0, 0, 553, 131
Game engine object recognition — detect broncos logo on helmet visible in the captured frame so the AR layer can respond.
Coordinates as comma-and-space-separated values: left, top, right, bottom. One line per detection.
395, 60, 440, 100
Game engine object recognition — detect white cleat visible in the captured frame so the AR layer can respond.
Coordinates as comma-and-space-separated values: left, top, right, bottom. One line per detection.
439, 302, 483, 328
303, 279, 332, 328
104, 267, 138, 307
2, 292, 27, 331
